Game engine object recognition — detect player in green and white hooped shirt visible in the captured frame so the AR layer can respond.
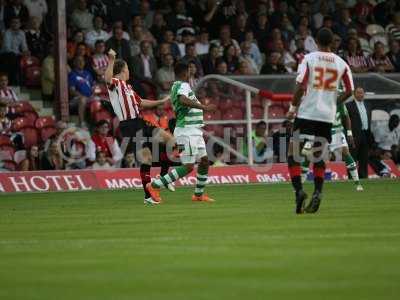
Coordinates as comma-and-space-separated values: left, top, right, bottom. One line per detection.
147, 62, 217, 203
301, 102, 363, 191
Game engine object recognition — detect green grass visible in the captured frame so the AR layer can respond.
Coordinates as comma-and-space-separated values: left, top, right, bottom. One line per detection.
0, 180, 400, 300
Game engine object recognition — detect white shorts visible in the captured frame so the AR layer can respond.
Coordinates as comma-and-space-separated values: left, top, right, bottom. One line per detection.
174, 127, 207, 164
329, 131, 348, 152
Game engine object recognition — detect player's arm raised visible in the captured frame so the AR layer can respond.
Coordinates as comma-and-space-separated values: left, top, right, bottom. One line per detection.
105, 49, 116, 84
140, 96, 171, 108
179, 95, 216, 111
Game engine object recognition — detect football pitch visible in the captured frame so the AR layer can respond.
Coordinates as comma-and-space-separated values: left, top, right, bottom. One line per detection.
0, 180, 399, 300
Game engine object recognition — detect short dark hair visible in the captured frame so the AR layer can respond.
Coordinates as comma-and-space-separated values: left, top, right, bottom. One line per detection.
0, 72, 8, 78
316, 27, 333, 47
113, 59, 127, 75
96, 120, 110, 128
174, 61, 189, 76
256, 121, 267, 128
95, 39, 105, 46
185, 42, 195, 50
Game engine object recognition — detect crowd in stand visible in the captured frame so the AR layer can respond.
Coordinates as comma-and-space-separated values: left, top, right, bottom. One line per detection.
1, 0, 400, 172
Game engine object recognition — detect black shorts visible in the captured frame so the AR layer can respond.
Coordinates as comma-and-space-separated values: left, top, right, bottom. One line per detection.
292, 118, 332, 144
119, 118, 160, 153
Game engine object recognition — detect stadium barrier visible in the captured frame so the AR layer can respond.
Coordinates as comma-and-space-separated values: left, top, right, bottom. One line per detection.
0, 161, 399, 193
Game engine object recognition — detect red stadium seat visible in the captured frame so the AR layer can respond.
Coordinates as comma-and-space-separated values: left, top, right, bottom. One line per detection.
1, 160, 17, 171
204, 125, 224, 137
219, 98, 235, 111
22, 111, 38, 125
223, 108, 244, 120
20, 127, 39, 148
88, 100, 103, 117
35, 116, 56, 129
93, 109, 113, 123
12, 117, 34, 131
20, 56, 40, 71
252, 106, 264, 119
40, 126, 57, 142
25, 66, 41, 88
268, 105, 286, 119
12, 101, 34, 114
0, 134, 12, 146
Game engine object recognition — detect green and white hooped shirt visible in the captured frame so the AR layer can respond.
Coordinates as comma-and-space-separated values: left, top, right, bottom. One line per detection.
170, 81, 204, 129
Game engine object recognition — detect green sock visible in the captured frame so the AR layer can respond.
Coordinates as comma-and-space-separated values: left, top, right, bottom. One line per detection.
152, 165, 190, 188
344, 154, 360, 184
195, 164, 208, 197
301, 158, 310, 180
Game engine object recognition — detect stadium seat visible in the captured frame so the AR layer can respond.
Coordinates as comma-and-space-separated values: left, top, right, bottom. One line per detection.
88, 100, 103, 117
268, 105, 286, 119
369, 34, 388, 51
35, 116, 56, 129
24, 66, 41, 88
219, 98, 235, 111
204, 125, 224, 137
390, 109, 400, 118
93, 109, 113, 123
12, 117, 35, 131
223, 108, 244, 120
20, 127, 39, 149
0, 134, 12, 146
22, 111, 38, 125
252, 106, 264, 119
1, 160, 17, 171
40, 126, 57, 142
12, 101, 34, 114
20, 55, 40, 71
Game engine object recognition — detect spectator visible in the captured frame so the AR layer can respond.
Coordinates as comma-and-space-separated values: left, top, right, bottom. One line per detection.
155, 42, 171, 65
25, 16, 49, 60
188, 61, 199, 88
43, 120, 67, 152
130, 15, 156, 46
0, 72, 18, 104
162, 30, 181, 59
88, 120, 122, 166
85, 15, 110, 49
129, 25, 146, 57
252, 12, 270, 53
70, 0, 94, 32
105, 25, 132, 66
167, 0, 194, 35
121, 151, 135, 168
331, 34, 344, 56
239, 41, 259, 74
333, 8, 356, 40
132, 40, 157, 81
369, 41, 395, 73
41, 43, 55, 103
353, 0, 375, 26
232, 13, 248, 44
92, 150, 112, 169
212, 143, 227, 167
261, 52, 287, 74
215, 59, 228, 75
91, 40, 109, 81
313, 0, 330, 30
41, 141, 64, 170
274, 39, 296, 73
110, 20, 130, 40
265, 28, 283, 54
23, 0, 48, 25
346, 87, 373, 179
280, 14, 295, 45
1, 17, 28, 55
4, 0, 29, 28
343, 36, 370, 73
375, 114, 400, 162
223, 44, 239, 74
105, 0, 131, 25
19, 145, 40, 171
195, 28, 210, 56
211, 25, 241, 57
150, 12, 167, 43
201, 43, 220, 75
293, 37, 309, 65
243, 121, 273, 164
88, 0, 107, 21
386, 12, 400, 42
322, 15, 334, 31
155, 53, 175, 96
140, 0, 154, 29
243, 30, 262, 69
67, 29, 85, 61
235, 59, 254, 75
181, 43, 204, 77
177, 29, 195, 57
270, 1, 289, 29
72, 42, 91, 69
0, 101, 12, 133
374, 1, 399, 28
68, 55, 94, 126
290, 24, 317, 53
388, 39, 400, 72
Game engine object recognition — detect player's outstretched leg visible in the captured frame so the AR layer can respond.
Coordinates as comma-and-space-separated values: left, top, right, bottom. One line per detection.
288, 154, 307, 214
147, 164, 194, 202
160, 147, 175, 192
192, 156, 214, 202
342, 147, 363, 191
305, 160, 325, 213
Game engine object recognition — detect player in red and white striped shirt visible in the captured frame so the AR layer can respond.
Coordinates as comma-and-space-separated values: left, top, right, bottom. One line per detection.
286, 28, 354, 214
0, 73, 19, 103
105, 49, 175, 204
